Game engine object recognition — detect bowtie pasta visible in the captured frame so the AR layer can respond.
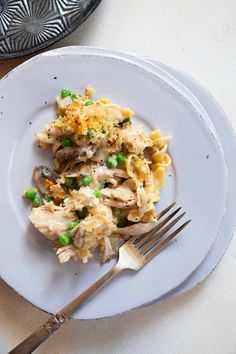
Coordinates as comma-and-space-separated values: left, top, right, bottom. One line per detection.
24, 86, 171, 264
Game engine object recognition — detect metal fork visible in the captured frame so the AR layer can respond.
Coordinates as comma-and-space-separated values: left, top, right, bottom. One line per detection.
9, 203, 190, 354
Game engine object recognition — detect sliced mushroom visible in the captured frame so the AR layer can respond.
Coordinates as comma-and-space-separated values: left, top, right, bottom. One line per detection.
54, 144, 97, 162
33, 166, 59, 194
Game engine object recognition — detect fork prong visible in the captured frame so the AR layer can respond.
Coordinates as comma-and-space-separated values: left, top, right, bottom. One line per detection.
145, 220, 191, 262
140, 212, 186, 252
135, 207, 182, 248
157, 202, 176, 220
129, 203, 176, 244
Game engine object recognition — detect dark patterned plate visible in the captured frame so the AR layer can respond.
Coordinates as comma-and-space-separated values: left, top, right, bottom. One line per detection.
0, 0, 102, 59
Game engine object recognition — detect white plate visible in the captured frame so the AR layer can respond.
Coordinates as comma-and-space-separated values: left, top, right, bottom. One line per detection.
144, 57, 236, 301
0, 47, 227, 319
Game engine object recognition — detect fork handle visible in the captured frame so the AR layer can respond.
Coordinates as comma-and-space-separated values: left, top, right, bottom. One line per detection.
9, 263, 122, 354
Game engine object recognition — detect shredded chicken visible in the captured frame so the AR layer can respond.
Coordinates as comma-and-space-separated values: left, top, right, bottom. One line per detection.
101, 184, 136, 208
102, 236, 115, 262
55, 145, 97, 162
64, 187, 99, 211
120, 125, 153, 154
29, 206, 75, 241
116, 222, 155, 236
56, 245, 77, 263
73, 215, 117, 262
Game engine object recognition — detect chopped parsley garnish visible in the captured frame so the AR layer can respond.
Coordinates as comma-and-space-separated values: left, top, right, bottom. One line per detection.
85, 100, 94, 106
71, 94, 77, 101
45, 195, 53, 202
87, 129, 95, 138
118, 117, 131, 127
60, 88, 77, 101
122, 117, 131, 123
61, 89, 72, 98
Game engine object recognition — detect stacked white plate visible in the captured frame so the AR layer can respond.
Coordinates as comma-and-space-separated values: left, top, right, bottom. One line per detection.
0, 47, 235, 320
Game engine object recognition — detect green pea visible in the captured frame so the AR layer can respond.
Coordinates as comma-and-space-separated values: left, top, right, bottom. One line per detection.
67, 221, 79, 230
61, 89, 72, 98
116, 153, 126, 165
76, 207, 88, 219
101, 129, 107, 134
58, 231, 72, 246
84, 100, 94, 106
64, 177, 74, 188
45, 195, 53, 202
112, 208, 121, 217
24, 188, 36, 201
62, 138, 73, 147
95, 190, 102, 198
106, 157, 117, 169
32, 196, 41, 207
82, 175, 92, 186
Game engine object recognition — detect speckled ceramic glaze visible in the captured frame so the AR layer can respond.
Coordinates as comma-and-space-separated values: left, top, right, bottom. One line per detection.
0, 0, 102, 58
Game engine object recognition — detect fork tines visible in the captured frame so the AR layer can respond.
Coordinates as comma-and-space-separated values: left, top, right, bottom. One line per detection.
131, 203, 191, 261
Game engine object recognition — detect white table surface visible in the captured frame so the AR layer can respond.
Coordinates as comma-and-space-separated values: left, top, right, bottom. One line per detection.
1, 1, 236, 353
